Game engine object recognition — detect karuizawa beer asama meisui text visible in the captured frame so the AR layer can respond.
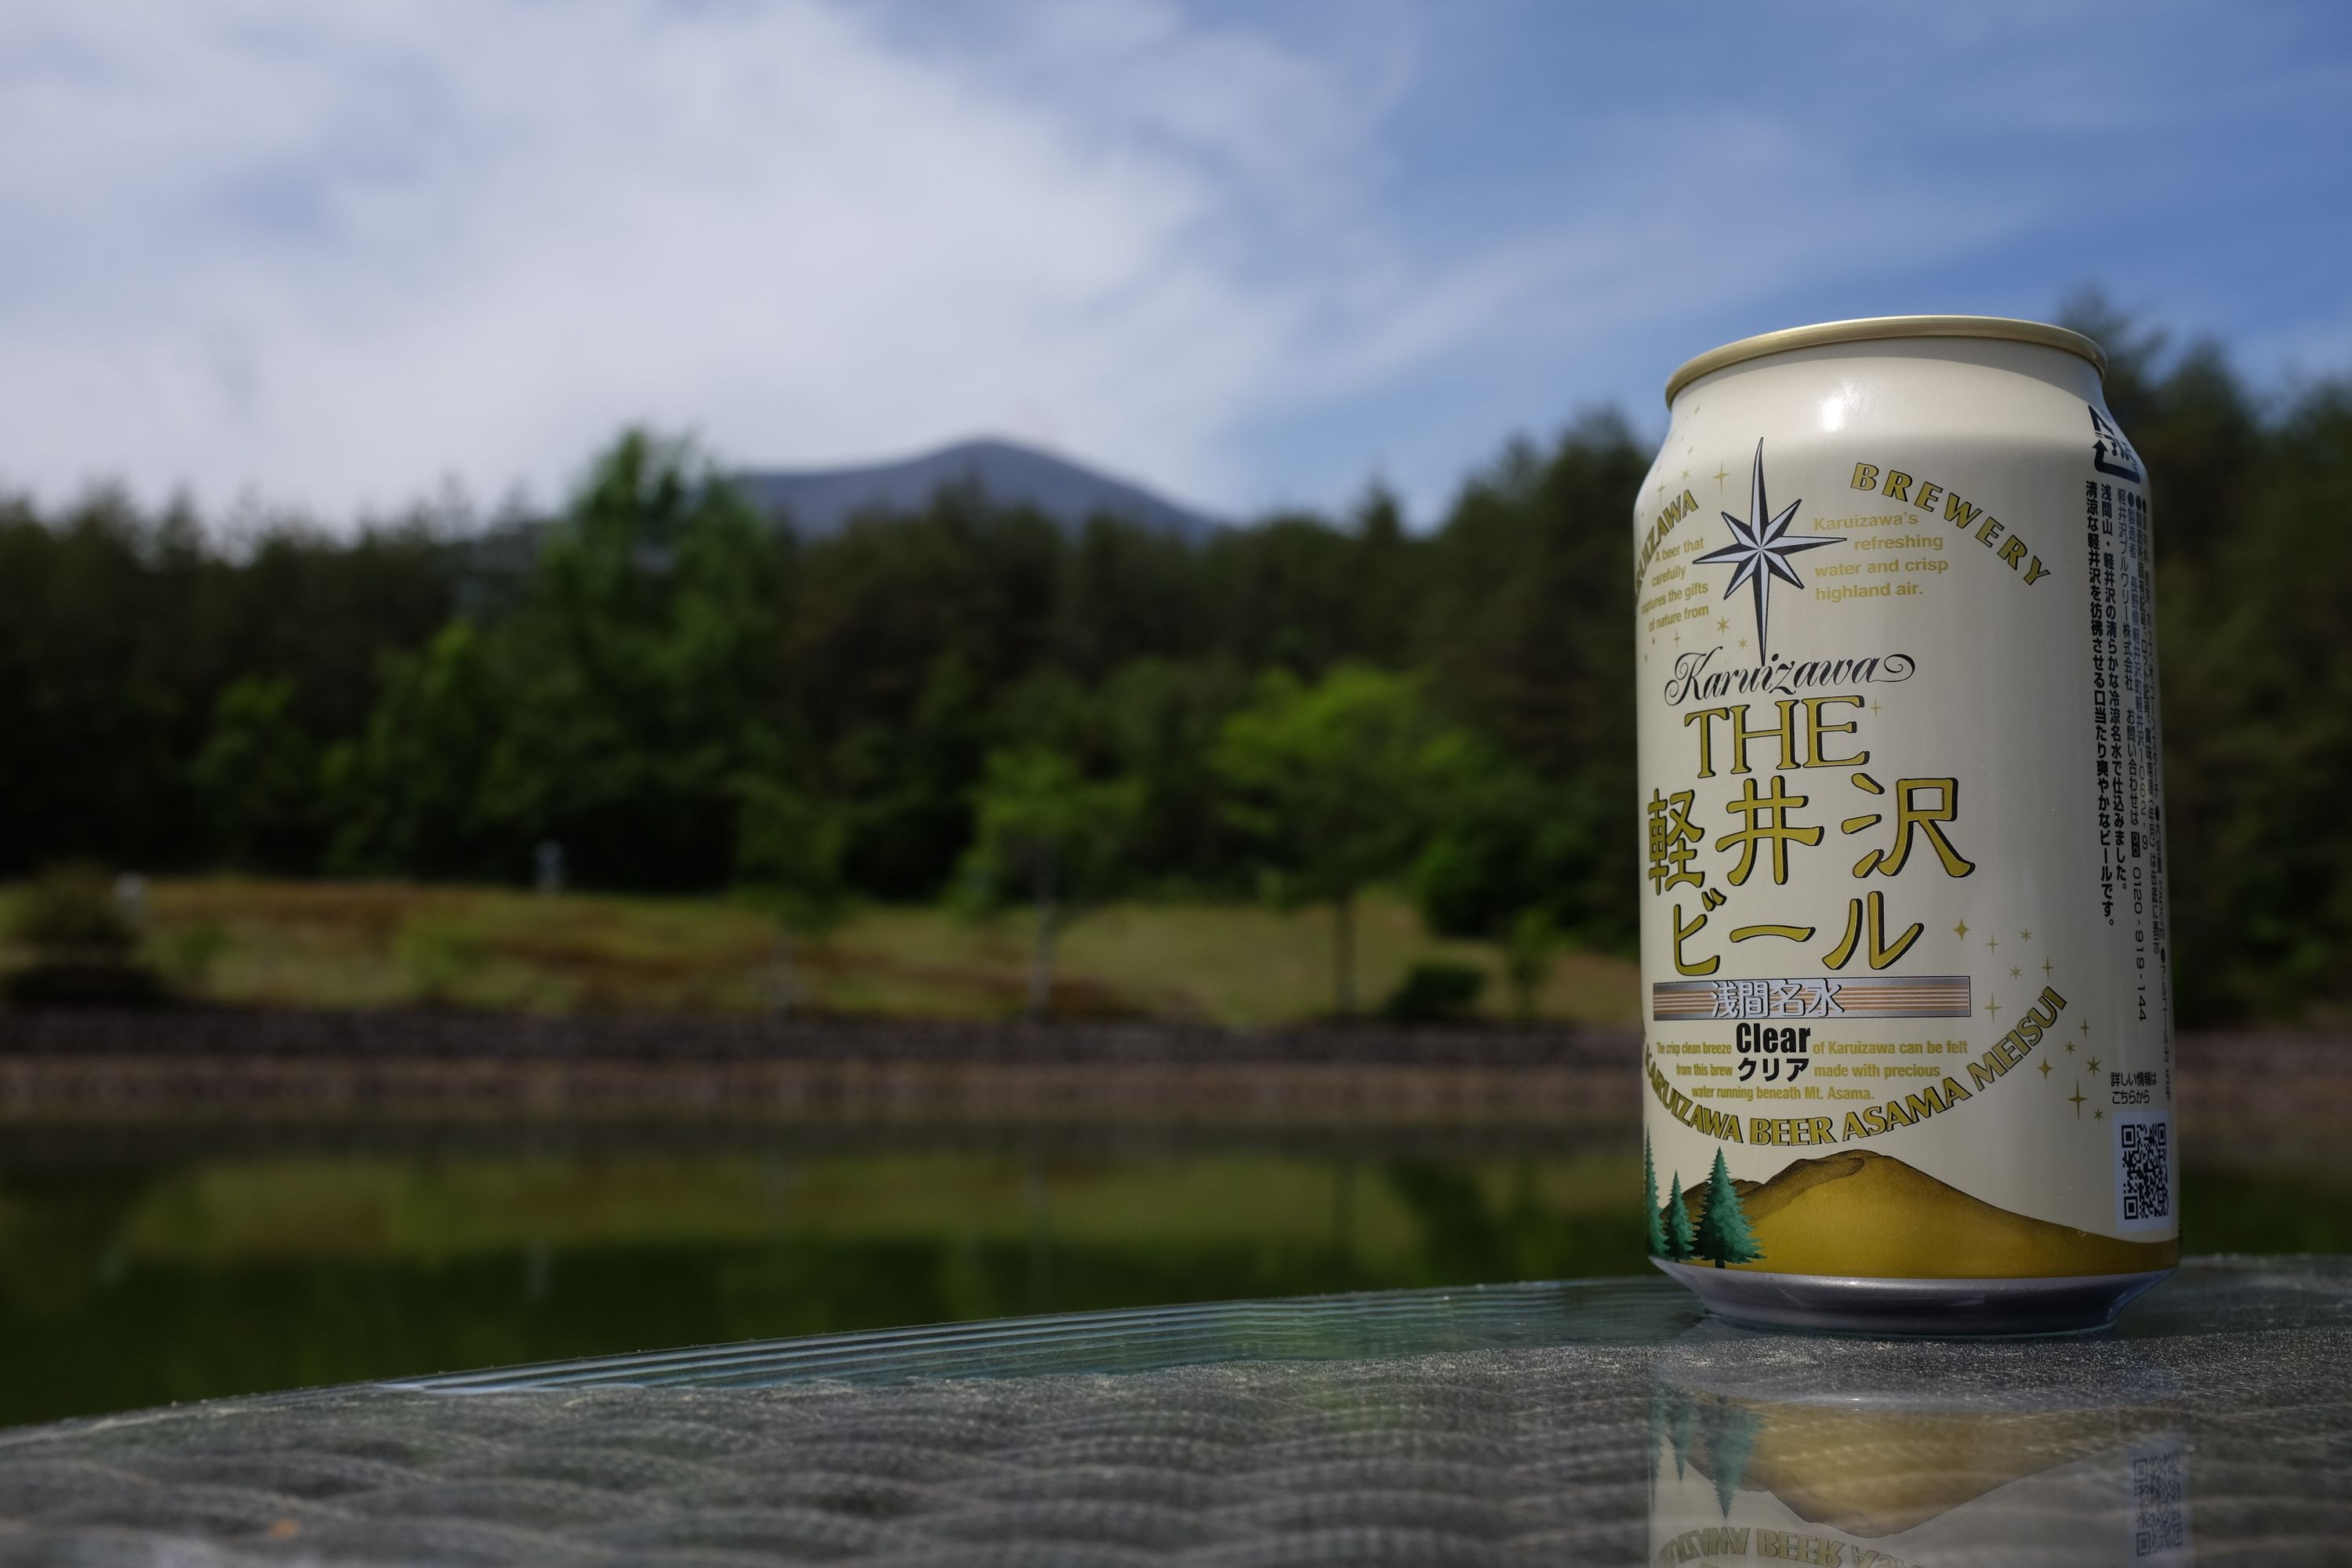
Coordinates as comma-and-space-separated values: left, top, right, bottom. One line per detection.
1635, 316, 2177, 1333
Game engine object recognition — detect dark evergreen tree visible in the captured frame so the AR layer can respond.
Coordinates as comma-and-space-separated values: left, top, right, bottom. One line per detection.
193, 675, 321, 871
1692, 1150, 1764, 1269
1643, 1134, 1666, 1257
321, 622, 509, 878
1663, 1174, 1695, 1262
488, 429, 786, 891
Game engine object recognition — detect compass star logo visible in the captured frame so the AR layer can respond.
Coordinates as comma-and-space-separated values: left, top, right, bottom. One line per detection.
1695, 438, 1844, 663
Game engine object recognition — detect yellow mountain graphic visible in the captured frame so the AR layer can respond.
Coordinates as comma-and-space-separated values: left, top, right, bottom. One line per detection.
1676, 1149, 2177, 1278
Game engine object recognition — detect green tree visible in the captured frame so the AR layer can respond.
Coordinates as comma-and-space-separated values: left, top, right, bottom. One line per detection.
1692, 1150, 1764, 1269
1211, 665, 1453, 1015
1095, 657, 1254, 891
0, 493, 206, 873
733, 778, 851, 1016
494, 430, 786, 889
0, 487, 457, 878
1053, 516, 1203, 679
1643, 1134, 1667, 1258
322, 622, 509, 877
1417, 414, 1650, 951
1502, 907, 1564, 1024
787, 488, 1062, 896
1196, 515, 1367, 673
192, 676, 319, 871
1377, 960, 1485, 1022
1663, 1173, 1695, 1262
16, 306, 2352, 1036
2137, 377, 2352, 1022
1410, 762, 1613, 945
960, 746, 1142, 1017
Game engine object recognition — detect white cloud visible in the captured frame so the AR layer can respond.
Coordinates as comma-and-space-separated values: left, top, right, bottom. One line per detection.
0, 0, 1416, 520
4, 1, 2343, 528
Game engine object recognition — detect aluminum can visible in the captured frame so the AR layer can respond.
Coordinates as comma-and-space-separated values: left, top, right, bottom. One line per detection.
1634, 316, 2176, 1333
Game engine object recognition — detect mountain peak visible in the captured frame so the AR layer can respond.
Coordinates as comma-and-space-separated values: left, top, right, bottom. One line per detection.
731, 437, 1220, 540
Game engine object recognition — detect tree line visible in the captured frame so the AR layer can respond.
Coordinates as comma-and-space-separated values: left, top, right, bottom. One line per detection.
2, 298, 2347, 1023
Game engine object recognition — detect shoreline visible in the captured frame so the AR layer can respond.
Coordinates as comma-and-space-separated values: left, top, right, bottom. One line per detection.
0, 1011, 2339, 1171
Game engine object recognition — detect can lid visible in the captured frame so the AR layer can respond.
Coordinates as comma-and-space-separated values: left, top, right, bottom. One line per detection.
1664, 314, 2107, 406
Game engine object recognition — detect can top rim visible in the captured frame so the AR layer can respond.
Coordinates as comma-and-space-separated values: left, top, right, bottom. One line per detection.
1664, 314, 2107, 405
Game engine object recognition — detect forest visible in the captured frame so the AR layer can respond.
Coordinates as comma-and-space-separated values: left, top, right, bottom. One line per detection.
3, 299, 2346, 1026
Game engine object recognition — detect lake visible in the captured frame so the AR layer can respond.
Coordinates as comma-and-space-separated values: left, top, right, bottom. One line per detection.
1, 1120, 2332, 1429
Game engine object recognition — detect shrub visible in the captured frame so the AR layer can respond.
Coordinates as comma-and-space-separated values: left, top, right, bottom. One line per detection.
2, 865, 167, 1007
5, 865, 136, 959
1379, 960, 1486, 1023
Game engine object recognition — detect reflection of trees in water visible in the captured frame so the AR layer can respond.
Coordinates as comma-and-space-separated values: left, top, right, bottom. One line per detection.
1381, 1158, 1641, 1286
0, 1168, 149, 1315
0, 1143, 1651, 1428
1382, 1163, 1499, 1283
1649, 1384, 1762, 1517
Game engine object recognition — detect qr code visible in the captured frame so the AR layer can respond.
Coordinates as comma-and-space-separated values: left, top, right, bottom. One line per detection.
2116, 1114, 2172, 1232
2129, 1446, 2188, 1559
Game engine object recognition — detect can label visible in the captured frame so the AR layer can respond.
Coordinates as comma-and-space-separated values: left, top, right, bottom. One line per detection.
1637, 381, 2177, 1278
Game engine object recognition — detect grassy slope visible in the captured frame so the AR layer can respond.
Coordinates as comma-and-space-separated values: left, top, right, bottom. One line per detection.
50, 878, 1640, 1026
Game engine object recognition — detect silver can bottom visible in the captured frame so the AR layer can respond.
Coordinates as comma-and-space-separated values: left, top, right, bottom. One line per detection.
1652, 1258, 2174, 1336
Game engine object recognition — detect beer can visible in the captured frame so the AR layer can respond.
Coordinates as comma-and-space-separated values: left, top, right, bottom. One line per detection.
1634, 316, 2176, 1333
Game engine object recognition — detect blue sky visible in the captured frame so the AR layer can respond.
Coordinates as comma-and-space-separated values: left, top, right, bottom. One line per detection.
4, 1, 2348, 525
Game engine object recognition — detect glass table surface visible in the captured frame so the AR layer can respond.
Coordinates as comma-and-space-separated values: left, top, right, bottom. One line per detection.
0, 1256, 2344, 1564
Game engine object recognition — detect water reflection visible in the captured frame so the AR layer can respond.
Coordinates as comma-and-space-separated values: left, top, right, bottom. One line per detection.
2, 1116, 2339, 1432
0, 1123, 1645, 1427
1649, 1322, 2192, 1563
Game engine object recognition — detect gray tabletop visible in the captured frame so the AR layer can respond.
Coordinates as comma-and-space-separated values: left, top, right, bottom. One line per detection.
2, 1257, 2345, 1565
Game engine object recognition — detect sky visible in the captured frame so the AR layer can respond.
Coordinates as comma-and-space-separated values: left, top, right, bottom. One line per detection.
4, 0, 2350, 527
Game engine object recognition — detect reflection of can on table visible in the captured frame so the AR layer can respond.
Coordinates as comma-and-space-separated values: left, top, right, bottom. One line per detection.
1634, 317, 2177, 1333
1647, 1321, 2193, 1563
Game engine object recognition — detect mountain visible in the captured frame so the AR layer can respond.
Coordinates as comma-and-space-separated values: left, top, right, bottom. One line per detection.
730, 437, 1221, 540
1675, 1149, 2174, 1278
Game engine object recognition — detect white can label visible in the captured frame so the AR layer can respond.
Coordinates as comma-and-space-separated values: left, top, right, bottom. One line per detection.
1639, 383, 2177, 1277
